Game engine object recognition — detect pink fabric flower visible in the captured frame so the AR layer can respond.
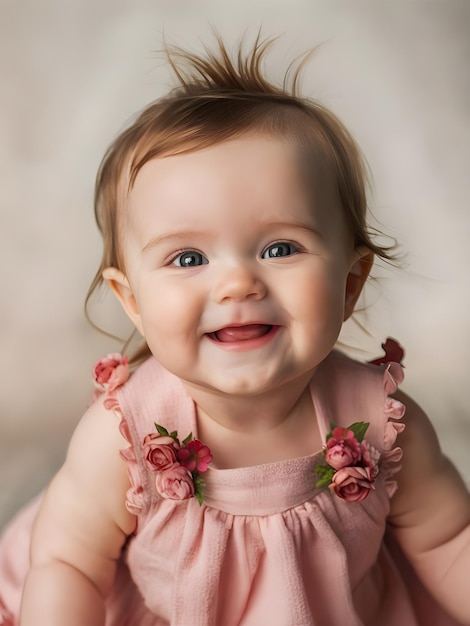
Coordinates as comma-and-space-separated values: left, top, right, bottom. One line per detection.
143, 433, 179, 472
316, 421, 380, 502
325, 427, 361, 470
143, 423, 212, 504
155, 463, 195, 500
93, 353, 129, 393
329, 466, 374, 502
177, 439, 213, 473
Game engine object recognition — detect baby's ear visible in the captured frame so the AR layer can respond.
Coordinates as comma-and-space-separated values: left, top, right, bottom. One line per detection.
343, 248, 374, 321
102, 267, 144, 335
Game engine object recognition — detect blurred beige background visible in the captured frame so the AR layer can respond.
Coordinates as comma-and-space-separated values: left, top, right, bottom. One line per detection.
1, 0, 469, 529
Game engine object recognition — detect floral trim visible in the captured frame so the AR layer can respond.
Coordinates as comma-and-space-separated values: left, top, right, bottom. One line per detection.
381, 362, 406, 497
118, 417, 147, 515
368, 339, 406, 498
91, 353, 130, 404
90, 353, 147, 515
143, 424, 213, 505
316, 422, 380, 502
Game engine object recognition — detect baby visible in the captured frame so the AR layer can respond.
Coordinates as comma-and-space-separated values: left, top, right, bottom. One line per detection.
0, 34, 469, 626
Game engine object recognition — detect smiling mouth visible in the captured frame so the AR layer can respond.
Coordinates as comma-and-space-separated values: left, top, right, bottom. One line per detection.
207, 324, 274, 343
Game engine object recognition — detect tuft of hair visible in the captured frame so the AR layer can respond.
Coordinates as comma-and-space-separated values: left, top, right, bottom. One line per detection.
163, 32, 308, 98
86, 32, 398, 365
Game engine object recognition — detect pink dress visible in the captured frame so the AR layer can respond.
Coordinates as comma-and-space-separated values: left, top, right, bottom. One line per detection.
0, 350, 460, 625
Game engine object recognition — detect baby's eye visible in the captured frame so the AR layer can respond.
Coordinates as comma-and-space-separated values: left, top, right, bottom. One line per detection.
173, 251, 209, 267
261, 242, 298, 259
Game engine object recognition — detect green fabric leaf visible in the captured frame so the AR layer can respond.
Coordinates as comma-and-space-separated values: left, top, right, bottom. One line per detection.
155, 423, 170, 437
315, 464, 335, 487
193, 474, 206, 506
348, 421, 369, 442
182, 432, 194, 446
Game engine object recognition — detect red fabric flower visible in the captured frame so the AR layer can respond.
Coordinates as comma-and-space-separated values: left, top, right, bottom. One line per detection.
325, 427, 361, 470
177, 440, 213, 473
369, 338, 404, 366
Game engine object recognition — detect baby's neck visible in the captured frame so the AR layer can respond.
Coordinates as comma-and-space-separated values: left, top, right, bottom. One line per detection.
185, 376, 322, 469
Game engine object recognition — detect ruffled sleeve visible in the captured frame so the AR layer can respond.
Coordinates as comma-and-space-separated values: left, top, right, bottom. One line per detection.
91, 354, 150, 518
103, 388, 152, 518
116, 412, 148, 516
382, 362, 406, 498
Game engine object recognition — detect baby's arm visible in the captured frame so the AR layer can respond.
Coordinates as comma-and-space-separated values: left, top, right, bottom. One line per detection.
20, 396, 136, 626
388, 391, 470, 625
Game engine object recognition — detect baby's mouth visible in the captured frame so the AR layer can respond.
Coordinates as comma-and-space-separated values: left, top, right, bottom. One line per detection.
208, 324, 273, 343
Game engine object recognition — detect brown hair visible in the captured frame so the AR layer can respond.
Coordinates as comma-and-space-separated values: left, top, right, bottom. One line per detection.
86, 33, 396, 363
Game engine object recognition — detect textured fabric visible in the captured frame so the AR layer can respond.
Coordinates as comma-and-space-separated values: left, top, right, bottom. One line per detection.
0, 351, 460, 625
111, 351, 411, 625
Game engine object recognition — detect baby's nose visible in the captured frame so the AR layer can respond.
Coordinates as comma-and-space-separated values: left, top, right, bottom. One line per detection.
212, 265, 267, 303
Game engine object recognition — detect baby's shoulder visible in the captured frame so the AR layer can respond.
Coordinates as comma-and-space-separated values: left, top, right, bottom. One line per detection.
68, 395, 133, 511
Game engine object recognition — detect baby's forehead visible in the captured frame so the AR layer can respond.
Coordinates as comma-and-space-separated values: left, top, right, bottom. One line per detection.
128, 134, 338, 203
129, 130, 337, 190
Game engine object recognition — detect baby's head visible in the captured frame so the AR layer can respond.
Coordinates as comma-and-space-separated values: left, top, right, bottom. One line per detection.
88, 35, 394, 368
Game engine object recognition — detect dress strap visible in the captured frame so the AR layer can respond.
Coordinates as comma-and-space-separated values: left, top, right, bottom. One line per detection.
310, 349, 406, 499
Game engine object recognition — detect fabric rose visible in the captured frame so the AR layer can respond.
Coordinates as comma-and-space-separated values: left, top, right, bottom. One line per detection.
317, 421, 383, 503
143, 423, 212, 504
155, 463, 195, 500
143, 433, 179, 472
329, 466, 374, 502
177, 439, 213, 473
325, 427, 361, 470
93, 353, 129, 393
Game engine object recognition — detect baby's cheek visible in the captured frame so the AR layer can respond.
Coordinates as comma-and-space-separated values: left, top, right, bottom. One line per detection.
301, 277, 342, 316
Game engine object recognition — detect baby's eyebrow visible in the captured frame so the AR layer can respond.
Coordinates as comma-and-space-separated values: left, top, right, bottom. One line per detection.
266, 221, 325, 241
142, 230, 208, 254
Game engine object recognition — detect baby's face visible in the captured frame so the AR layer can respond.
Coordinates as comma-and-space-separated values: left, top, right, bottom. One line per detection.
115, 136, 361, 397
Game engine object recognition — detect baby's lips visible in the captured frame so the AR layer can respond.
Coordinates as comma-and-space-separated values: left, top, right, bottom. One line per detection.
212, 324, 273, 342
